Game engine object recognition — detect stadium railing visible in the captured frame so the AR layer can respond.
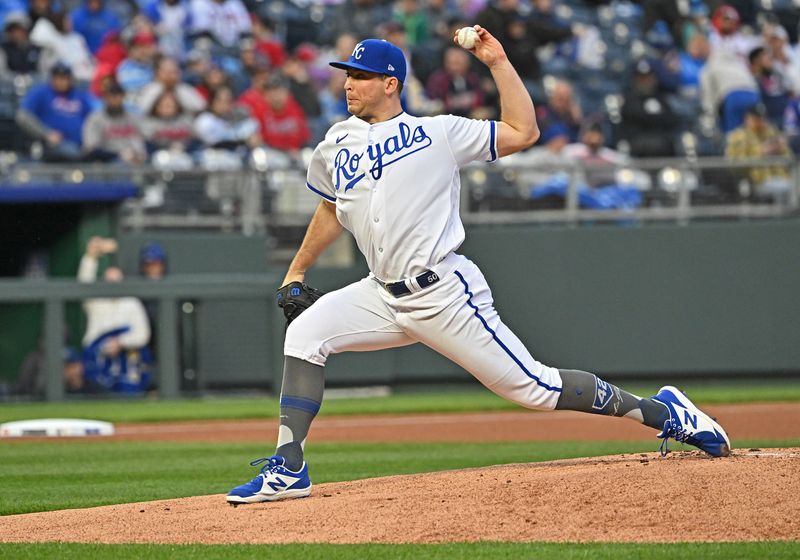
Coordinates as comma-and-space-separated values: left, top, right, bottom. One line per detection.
1, 155, 796, 237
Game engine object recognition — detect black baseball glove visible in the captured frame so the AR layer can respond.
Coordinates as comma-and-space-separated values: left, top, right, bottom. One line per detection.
276, 281, 324, 324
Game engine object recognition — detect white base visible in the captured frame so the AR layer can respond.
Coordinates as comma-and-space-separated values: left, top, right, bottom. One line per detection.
0, 418, 114, 438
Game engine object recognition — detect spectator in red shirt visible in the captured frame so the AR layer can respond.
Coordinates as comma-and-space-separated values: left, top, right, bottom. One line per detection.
239, 72, 309, 152
426, 46, 485, 118
237, 64, 270, 117
251, 14, 285, 68
90, 29, 127, 96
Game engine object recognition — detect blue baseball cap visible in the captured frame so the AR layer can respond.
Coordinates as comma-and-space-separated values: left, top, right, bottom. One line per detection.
329, 39, 407, 84
50, 61, 73, 76
63, 346, 82, 364
140, 241, 167, 263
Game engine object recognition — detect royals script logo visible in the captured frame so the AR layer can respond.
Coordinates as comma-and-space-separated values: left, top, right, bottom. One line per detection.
334, 122, 433, 192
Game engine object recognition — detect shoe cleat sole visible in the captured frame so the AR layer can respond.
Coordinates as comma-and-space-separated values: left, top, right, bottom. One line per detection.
226, 485, 312, 505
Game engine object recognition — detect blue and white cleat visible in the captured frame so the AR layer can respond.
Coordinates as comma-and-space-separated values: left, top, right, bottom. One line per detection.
652, 386, 732, 458
227, 455, 312, 506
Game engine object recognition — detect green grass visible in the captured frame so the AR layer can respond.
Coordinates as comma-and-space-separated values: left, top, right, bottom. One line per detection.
1, 438, 797, 516
2, 379, 799, 424
0, 542, 798, 560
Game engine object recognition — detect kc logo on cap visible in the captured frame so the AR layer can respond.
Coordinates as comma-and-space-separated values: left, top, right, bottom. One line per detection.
330, 39, 407, 84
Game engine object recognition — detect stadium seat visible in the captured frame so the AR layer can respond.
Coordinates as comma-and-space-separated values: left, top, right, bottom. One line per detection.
555, 3, 599, 26
666, 95, 702, 130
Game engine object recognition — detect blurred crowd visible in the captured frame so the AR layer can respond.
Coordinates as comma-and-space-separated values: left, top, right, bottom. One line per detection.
0, 0, 799, 180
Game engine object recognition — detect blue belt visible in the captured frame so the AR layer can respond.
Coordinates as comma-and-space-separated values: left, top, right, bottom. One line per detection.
383, 270, 441, 296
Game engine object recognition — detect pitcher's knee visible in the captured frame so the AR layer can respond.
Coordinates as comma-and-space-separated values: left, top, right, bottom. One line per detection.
490, 365, 563, 411
505, 388, 561, 411
284, 311, 328, 366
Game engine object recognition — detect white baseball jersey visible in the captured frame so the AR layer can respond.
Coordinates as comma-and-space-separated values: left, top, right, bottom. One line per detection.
306, 112, 496, 282
290, 111, 563, 411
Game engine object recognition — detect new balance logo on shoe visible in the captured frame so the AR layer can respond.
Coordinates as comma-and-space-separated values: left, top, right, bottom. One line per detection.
266, 477, 288, 492
672, 402, 714, 432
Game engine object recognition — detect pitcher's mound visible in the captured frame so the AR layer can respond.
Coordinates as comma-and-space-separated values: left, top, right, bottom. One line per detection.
2, 449, 798, 544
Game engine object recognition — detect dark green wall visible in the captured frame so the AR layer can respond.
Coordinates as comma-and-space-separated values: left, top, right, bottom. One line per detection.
116, 232, 269, 276
118, 232, 272, 389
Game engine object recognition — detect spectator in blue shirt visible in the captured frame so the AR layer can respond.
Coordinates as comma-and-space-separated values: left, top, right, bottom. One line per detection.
16, 62, 95, 161
535, 79, 583, 145
678, 34, 710, 98
70, 0, 121, 54
644, 21, 681, 94
318, 69, 349, 130
116, 29, 159, 108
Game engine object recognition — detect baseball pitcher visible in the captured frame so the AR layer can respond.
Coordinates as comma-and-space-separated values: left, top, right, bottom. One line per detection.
227, 27, 731, 505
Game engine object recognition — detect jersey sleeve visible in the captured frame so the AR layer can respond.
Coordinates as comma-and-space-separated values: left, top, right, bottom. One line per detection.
305, 144, 336, 202
441, 114, 497, 166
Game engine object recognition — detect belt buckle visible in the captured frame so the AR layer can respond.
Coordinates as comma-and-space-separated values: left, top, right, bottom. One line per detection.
384, 279, 410, 297
381, 279, 397, 295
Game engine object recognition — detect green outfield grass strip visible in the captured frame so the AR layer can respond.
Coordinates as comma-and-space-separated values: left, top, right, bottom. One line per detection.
1, 439, 796, 516
0, 541, 798, 560
2, 380, 800, 424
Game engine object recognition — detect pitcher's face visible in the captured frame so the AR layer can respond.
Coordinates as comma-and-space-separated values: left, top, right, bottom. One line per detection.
344, 69, 384, 117
343, 69, 394, 120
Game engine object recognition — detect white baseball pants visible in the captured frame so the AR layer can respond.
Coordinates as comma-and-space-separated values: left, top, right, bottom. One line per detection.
285, 253, 563, 411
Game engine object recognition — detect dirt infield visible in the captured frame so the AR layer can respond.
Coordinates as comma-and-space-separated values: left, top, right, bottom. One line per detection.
2, 403, 799, 544
1, 449, 798, 544
105, 402, 800, 444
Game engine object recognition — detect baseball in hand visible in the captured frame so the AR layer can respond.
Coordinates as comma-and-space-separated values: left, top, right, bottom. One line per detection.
457, 27, 479, 49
